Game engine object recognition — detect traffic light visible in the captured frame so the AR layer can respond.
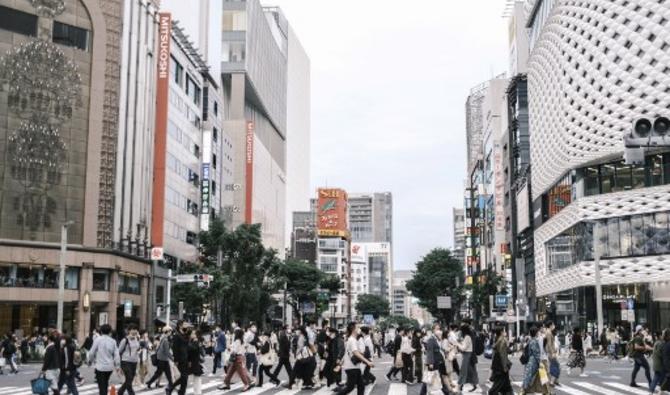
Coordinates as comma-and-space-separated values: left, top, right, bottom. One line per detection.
623, 117, 670, 165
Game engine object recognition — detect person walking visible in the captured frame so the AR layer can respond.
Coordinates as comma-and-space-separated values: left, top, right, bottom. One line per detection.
145, 327, 173, 391
87, 324, 121, 395
566, 327, 587, 378
272, 325, 292, 380
220, 328, 253, 392
244, 324, 259, 377
630, 325, 653, 388
187, 330, 205, 395
258, 331, 280, 386
400, 329, 415, 384
521, 326, 548, 395
385, 328, 403, 381
649, 329, 669, 394
447, 325, 461, 376
286, 326, 316, 389
334, 322, 374, 395
118, 325, 140, 395
457, 324, 479, 392
488, 327, 513, 395
412, 329, 424, 384
419, 324, 450, 395
544, 321, 560, 386
171, 321, 190, 395
211, 326, 226, 376
324, 327, 343, 388
58, 335, 79, 395
135, 331, 151, 387
1, 333, 19, 374
361, 327, 376, 385
41, 334, 61, 395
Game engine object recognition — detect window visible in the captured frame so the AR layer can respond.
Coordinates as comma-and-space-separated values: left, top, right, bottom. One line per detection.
213, 127, 218, 142
119, 274, 141, 295
52, 22, 90, 51
156, 285, 165, 304
222, 42, 246, 63
213, 154, 217, 169
584, 167, 599, 196
0, 6, 37, 36
185, 75, 201, 106
212, 181, 217, 196
170, 56, 183, 86
186, 231, 197, 245
222, 10, 247, 31
92, 269, 110, 291
214, 102, 219, 116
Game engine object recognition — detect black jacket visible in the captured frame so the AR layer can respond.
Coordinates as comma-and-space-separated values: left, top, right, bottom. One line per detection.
278, 331, 291, 358
393, 335, 402, 356
187, 340, 204, 376
172, 333, 189, 365
41, 343, 60, 371
424, 335, 444, 367
60, 344, 77, 373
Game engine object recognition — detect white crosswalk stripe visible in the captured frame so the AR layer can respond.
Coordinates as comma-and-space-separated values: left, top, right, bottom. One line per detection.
573, 381, 636, 394
601, 381, 651, 395
388, 383, 406, 395
554, 384, 594, 395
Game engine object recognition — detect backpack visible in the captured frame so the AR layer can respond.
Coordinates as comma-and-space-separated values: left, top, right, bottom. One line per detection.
473, 333, 485, 356
520, 343, 530, 365
73, 349, 82, 367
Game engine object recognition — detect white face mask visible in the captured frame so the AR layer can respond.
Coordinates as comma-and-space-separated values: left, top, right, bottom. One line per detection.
434, 330, 443, 338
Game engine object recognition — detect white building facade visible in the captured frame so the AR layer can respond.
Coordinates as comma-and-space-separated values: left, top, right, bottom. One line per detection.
527, 0, 670, 329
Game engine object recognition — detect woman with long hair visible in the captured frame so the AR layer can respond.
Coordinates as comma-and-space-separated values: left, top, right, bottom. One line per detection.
258, 331, 280, 387
334, 322, 374, 395
188, 330, 205, 395
220, 328, 253, 391
566, 327, 586, 377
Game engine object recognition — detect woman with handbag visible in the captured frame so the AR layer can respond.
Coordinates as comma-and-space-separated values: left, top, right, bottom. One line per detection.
258, 331, 280, 386
457, 325, 479, 393
400, 329, 416, 384
566, 327, 587, 377
334, 322, 374, 395
520, 326, 549, 395
220, 328, 252, 391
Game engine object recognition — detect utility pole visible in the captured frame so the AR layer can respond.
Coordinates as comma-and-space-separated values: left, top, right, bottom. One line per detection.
346, 236, 352, 322
57, 221, 74, 333
166, 269, 172, 325
594, 252, 604, 339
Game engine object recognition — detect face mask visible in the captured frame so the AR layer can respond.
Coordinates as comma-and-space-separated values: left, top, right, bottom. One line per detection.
60, 340, 66, 347
434, 330, 443, 338
251, 327, 257, 333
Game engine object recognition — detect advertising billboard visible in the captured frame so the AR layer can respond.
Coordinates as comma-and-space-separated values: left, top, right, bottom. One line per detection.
317, 188, 348, 238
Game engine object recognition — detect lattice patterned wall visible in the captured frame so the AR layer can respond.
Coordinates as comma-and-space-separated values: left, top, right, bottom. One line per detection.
527, 0, 670, 199
535, 185, 670, 296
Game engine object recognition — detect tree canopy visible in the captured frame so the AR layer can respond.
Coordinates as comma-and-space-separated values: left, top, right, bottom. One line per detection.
277, 259, 341, 322
355, 294, 391, 319
405, 248, 464, 323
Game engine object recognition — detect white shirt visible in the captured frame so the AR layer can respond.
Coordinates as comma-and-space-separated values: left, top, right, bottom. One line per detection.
244, 331, 257, 354
232, 339, 245, 355
343, 336, 361, 371
400, 336, 414, 354
363, 336, 374, 361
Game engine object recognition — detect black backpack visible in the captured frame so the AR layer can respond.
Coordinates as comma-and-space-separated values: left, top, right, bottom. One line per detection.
473, 333, 485, 356
520, 343, 530, 365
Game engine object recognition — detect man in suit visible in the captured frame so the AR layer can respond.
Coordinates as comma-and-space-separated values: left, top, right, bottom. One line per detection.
385, 328, 404, 381
273, 325, 293, 380
420, 324, 451, 395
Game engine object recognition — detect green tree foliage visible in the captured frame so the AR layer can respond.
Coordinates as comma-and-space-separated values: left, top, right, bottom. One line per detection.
467, 268, 507, 322
355, 294, 391, 319
377, 315, 420, 331
277, 259, 341, 322
181, 219, 281, 327
406, 248, 464, 322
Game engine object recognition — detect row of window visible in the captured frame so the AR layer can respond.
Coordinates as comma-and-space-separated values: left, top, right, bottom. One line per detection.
546, 211, 670, 273
170, 56, 201, 107
0, 6, 91, 51
166, 186, 199, 216
167, 119, 200, 159
165, 220, 198, 245
166, 152, 200, 188
169, 88, 202, 129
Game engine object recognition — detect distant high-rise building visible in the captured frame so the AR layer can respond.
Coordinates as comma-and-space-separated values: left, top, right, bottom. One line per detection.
452, 208, 465, 264
392, 270, 412, 317
348, 193, 393, 243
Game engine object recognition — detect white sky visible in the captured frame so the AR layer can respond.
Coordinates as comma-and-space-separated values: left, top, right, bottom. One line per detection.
264, 0, 510, 270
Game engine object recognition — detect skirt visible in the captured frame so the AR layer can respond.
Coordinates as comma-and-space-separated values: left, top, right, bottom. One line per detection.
567, 351, 586, 369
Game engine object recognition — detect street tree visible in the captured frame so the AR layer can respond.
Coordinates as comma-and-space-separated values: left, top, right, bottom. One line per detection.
355, 294, 391, 319
467, 267, 507, 322
277, 259, 340, 323
377, 315, 420, 331
406, 248, 464, 323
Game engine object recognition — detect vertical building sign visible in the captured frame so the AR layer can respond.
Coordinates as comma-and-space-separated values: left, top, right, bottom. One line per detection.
151, 12, 172, 247
245, 121, 254, 224
317, 188, 349, 237
494, 145, 504, 231
201, 131, 212, 231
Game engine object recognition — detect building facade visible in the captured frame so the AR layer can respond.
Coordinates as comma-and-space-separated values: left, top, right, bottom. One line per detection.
291, 210, 317, 265
221, 0, 289, 251
452, 208, 465, 264
526, 0, 670, 330
0, 0, 153, 340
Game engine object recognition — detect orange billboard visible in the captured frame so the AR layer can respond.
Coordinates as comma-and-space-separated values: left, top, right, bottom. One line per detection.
317, 188, 348, 238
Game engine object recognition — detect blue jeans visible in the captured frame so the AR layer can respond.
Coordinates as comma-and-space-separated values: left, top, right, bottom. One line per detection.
246, 352, 258, 377
650, 370, 666, 393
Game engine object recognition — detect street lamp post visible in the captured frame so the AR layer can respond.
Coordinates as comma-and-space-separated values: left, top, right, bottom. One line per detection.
57, 220, 74, 333
594, 252, 604, 340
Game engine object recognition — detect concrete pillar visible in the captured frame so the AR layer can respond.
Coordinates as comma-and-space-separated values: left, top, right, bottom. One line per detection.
140, 275, 149, 330
108, 265, 120, 329
77, 262, 94, 342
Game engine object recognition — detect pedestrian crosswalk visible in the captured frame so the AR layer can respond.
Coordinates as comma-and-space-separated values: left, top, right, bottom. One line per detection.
0, 379, 659, 395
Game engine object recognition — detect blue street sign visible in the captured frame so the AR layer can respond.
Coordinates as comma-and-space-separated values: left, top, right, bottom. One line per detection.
627, 298, 635, 310
495, 294, 508, 308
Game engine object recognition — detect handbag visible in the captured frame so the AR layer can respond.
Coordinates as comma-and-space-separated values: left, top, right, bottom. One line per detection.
538, 365, 549, 385
0, 357, 5, 367
169, 360, 181, 382
422, 369, 437, 385
394, 353, 404, 368
150, 353, 158, 367
31, 373, 51, 395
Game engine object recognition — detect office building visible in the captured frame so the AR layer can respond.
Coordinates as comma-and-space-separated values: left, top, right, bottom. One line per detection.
527, 0, 670, 329
291, 211, 317, 265
220, 0, 290, 251
392, 270, 412, 317
365, 242, 393, 302
348, 193, 393, 243
0, 0, 153, 339
350, 243, 369, 317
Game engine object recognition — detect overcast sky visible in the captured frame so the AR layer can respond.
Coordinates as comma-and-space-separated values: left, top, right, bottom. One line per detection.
264, 0, 510, 270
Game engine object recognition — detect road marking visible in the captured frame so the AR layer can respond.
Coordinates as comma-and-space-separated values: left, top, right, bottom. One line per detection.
273, 385, 303, 395
601, 382, 651, 395
574, 381, 632, 395
240, 383, 278, 395
554, 384, 592, 395
388, 383, 407, 395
